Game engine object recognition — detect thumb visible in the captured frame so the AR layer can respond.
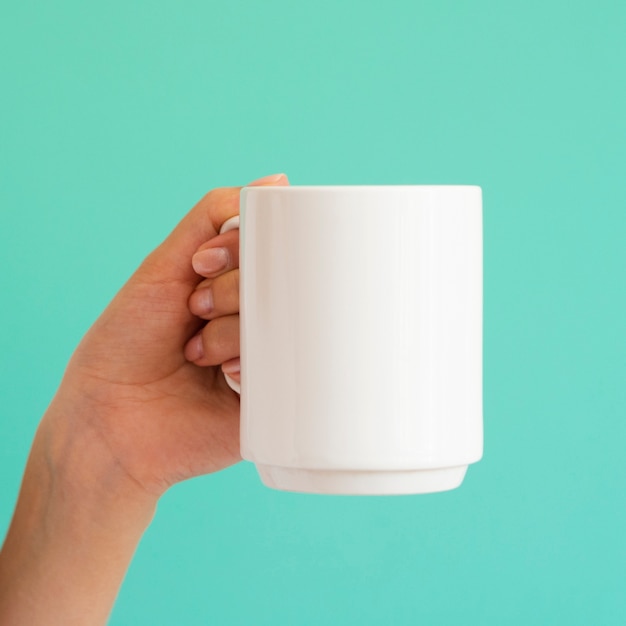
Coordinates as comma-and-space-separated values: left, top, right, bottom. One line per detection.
247, 173, 290, 187
139, 174, 289, 285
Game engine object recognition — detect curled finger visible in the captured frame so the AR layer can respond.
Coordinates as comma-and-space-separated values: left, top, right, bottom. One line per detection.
184, 314, 240, 367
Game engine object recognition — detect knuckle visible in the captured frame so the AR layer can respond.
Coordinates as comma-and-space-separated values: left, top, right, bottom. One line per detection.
205, 186, 230, 202
207, 187, 238, 212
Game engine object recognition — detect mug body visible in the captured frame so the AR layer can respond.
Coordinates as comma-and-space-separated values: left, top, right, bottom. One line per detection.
239, 186, 482, 494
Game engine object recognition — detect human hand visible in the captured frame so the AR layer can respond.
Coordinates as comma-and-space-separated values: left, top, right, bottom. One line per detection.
185, 214, 244, 386
50, 173, 289, 498
0, 174, 289, 625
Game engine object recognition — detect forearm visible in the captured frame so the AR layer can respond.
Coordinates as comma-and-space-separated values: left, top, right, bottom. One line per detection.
0, 396, 157, 625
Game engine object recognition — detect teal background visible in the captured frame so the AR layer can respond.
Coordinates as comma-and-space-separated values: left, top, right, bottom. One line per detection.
1, 0, 625, 624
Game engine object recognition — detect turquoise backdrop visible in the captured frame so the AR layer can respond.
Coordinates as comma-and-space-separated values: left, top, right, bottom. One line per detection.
1, 1, 625, 624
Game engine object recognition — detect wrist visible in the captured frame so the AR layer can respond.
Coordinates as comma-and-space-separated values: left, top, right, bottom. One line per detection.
42, 384, 160, 521
0, 389, 157, 625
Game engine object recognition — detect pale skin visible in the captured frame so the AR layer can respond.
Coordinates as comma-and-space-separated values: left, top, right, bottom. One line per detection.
0, 173, 290, 625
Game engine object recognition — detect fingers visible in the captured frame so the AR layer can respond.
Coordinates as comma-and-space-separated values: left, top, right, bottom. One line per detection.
183, 173, 289, 382
191, 229, 240, 278
184, 315, 240, 367
139, 173, 289, 287
189, 173, 290, 280
221, 358, 241, 384
140, 186, 240, 286
188, 270, 239, 320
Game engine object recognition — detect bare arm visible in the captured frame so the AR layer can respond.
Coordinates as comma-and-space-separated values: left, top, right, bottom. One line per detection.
0, 399, 156, 624
0, 174, 288, 625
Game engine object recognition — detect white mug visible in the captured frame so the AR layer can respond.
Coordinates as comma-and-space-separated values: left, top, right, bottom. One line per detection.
221, 186, 482, 495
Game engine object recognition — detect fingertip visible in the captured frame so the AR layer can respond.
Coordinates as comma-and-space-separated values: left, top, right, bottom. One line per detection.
222, 357, 241, 380
224, 371, 241, 384
248, 173, 289, 186
188, 286, 214, 318
184, 333, 204, 362
191, 247, 229, 276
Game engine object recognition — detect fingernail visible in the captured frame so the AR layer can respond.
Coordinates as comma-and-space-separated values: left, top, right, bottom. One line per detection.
185, 334, 204, 362
222, 358, 241, 375
192, 248, 229, 275
195, 288, 213, 315
248, 173, 287, 185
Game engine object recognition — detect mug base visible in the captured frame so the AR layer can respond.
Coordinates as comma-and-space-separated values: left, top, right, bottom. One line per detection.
255, 464, 468, 495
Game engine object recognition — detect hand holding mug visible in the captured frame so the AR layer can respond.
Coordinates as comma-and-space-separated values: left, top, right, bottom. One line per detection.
188, 184, 484, 495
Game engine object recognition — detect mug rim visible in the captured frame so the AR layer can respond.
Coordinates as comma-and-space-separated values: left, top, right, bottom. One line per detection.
242, 184, 481, 191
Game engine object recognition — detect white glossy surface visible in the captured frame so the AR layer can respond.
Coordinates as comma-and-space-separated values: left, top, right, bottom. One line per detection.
239, 186, 483, 495
257, 465, 468, 495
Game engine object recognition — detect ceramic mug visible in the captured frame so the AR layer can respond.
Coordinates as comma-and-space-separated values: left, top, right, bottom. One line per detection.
220, 185, 483, 495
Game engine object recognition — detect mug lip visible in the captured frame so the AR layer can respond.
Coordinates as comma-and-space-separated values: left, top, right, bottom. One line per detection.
243, 184, 481, 191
